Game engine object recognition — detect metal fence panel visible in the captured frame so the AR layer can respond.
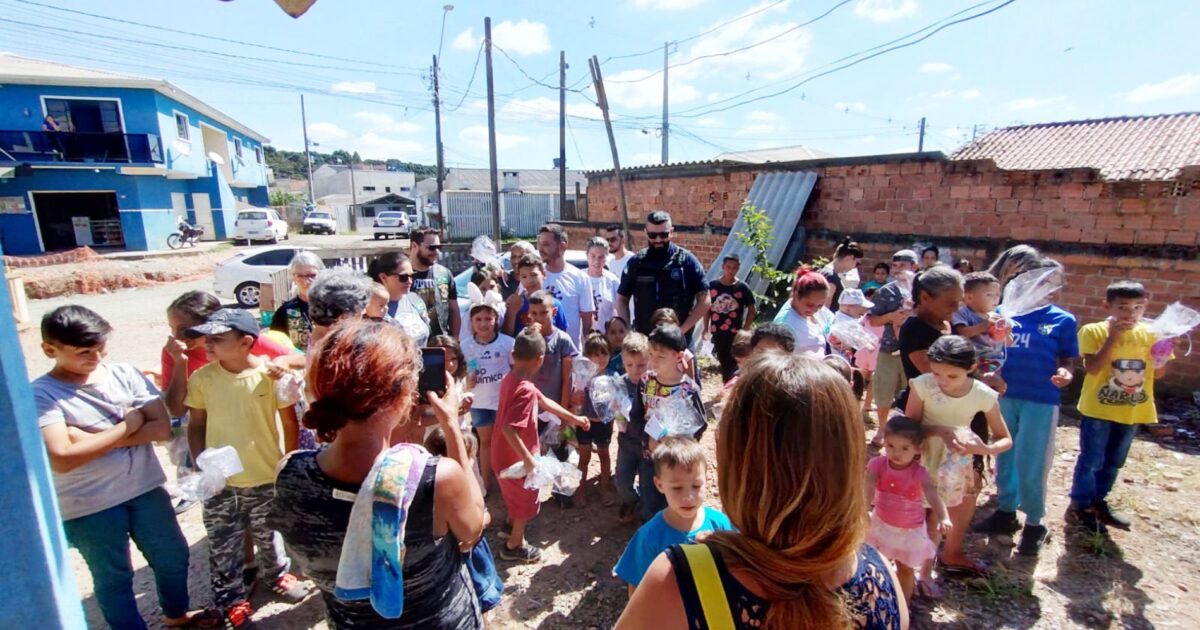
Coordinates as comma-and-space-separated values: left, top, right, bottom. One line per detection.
445, 192, 563, 240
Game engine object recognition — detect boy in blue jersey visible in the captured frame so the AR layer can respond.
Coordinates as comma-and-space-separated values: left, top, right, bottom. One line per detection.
614, 436, 732, 596
974, 262, 1078, 556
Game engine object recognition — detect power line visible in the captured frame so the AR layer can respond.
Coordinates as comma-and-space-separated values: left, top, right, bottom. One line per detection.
9, 0, 423, 71
608, 0, 852, 85
605, 0, 790, 63
565, 115, 588, 171
447, 41, 485, 112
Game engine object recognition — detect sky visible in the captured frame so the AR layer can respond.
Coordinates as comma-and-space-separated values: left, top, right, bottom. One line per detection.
2, 0, 1198, 173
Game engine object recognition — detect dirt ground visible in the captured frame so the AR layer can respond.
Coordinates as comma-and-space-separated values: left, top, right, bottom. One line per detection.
64, 359, 1199, 629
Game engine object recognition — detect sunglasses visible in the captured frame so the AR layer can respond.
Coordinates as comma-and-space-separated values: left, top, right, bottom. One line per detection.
423, 244, 442, 251
390, 273, 413, 282
646, 231, 671, 241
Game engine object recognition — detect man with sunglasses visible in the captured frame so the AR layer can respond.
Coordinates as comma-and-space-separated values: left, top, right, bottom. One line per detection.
408, 227, 459, 338
616, 211, 710, 341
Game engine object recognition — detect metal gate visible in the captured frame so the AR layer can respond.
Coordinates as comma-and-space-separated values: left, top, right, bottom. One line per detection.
444, 192, 562, 240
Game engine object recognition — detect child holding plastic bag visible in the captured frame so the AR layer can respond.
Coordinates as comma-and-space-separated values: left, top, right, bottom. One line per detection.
575, 333, 619, 507
903, 335, 1010, 584
629, 324, 707, 521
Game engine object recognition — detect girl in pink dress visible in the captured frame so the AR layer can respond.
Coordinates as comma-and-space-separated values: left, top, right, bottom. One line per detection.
865, 416, 952, 600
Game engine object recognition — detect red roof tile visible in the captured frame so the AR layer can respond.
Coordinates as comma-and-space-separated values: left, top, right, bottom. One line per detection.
952, 113, 1200, 181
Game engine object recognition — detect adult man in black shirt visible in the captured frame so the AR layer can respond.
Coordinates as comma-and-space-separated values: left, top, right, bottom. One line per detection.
408, 227, 459, 337
615, 210, 710, 341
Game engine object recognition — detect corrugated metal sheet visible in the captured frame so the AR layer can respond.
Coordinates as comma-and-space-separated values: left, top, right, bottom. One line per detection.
952, 113, 1200, 181
444, 192, 562, 240
706, 171, 818, 296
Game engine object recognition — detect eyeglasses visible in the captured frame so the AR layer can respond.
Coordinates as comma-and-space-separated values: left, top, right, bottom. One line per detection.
391, 273, 413, 282
424, 244, 442, 252
646, 231, 671, 241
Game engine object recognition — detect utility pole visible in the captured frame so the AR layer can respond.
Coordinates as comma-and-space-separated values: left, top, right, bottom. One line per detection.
589, 55, 631, 247
432, 54, 446, 238
917, 116, 927, 152
484, 17, 501, 243
558, 50, 567, 218
300, 94, 315, 204
661, 41, 669, 164
347, 155, 358, 232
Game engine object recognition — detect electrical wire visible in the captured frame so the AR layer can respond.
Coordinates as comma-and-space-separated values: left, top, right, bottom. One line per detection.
446, 41, 485, 112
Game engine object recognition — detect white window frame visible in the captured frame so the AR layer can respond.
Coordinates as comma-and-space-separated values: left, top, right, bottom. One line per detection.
173, 111, 191, 142
233, 137, 244, 158
40, 95, 127, 133
254, 146, 264, 164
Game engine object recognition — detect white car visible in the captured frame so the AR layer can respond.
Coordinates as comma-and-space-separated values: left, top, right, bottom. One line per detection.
232, 208, 289, 244
301, 210, 337, 235
214, 246, 313, 308
372, 211, 410, 240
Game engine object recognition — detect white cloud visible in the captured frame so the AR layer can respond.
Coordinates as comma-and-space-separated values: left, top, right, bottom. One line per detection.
855, 0, 917, 22
354, 133, 424, 160
629, 151, 662, 166
605, 68, 699, 110
942, 126, 964, 139
960, 88, 981, 99
499, 96, 600, 122
1124, 73, 1200, 103
931, 88, 980, 100
737, 110, 785, 136
634, 0, 706, 9
833, 101, 867, 113
678, 2, 813, 82
1005, 96, 1068, 111
695, 117, 722, 128
352, 112, 421, 134
706, 92, 729, 103
458, 125, 529, 151
331, 81, 377, 94
920, 62, 952, 74
452, 28, 477, 51
747, 110, 781, 122
307, 122, 349, 142
860, 135, 877, 143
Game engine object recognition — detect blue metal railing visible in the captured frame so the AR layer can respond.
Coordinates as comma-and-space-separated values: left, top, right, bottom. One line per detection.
0, 130, 163, 164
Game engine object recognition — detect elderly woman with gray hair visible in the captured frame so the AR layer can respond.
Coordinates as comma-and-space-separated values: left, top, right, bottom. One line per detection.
270, 250, 326, 351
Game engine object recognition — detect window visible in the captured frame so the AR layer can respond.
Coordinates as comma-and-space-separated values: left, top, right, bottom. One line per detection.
385, 186, 391, 193
361, 206, 376, 217
233, 137, 244, 158
362, 186, 377, 192
44, 98, 122, 133
245, 249, 296, 266
174, 112, 190, 141
255, 146, 264, 164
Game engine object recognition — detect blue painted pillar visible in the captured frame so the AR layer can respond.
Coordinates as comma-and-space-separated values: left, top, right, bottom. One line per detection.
0, 244, 86, 627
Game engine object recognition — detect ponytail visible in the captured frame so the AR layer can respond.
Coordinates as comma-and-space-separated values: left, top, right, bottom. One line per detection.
302, 397, 350, 443
834, 236, 864, 260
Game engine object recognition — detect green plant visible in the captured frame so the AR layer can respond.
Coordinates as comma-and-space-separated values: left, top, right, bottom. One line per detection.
269, 189, 301, 206
734, 202, 792, 314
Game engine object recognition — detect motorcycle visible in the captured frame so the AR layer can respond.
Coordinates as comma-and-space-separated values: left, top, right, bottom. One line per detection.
167, 219, 204, 249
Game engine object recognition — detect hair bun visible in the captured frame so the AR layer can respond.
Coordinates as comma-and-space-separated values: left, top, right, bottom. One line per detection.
302, 397, 349, 443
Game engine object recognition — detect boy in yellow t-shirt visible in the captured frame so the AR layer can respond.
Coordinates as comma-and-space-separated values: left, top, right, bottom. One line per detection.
184, 309, 311, 627
1068, 281, 1171, 535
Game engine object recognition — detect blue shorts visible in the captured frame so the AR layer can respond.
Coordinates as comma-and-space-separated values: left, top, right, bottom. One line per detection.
470, 408, 497, 429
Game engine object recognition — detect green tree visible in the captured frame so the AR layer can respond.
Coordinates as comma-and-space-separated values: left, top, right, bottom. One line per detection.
270, 189, 300, 206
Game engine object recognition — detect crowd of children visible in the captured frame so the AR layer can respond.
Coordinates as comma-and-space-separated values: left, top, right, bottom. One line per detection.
30, 233, 1189, 628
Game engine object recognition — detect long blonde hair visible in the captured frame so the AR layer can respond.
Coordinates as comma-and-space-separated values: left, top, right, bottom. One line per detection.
707, 351, 868, 628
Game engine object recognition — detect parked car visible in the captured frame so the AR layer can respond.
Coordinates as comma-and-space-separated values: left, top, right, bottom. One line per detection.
214, 246, 313, 308
373, 211, 410, 240
231, 208, 289, 244
301, 210, 337, 235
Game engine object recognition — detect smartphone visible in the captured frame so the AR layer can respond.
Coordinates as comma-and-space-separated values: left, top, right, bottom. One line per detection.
419, 347, 448, 403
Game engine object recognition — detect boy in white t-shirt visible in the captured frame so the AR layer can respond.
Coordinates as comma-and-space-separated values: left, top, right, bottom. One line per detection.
462, 301, 515, 489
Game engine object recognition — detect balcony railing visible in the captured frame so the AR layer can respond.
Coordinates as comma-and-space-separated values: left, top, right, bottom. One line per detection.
0, 130, 163, 164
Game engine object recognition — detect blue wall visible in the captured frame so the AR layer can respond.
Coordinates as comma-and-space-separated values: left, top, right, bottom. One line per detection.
0, 85, 159, 135
151, 93, 268, 187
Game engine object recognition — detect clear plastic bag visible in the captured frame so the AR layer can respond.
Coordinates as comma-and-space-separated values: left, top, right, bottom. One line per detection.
588, 375, 626, 424
697, 337, 715, 360
500, 456, 583, 495
839, 267, 861, 290
645, 395, 704, 441
538, 411, 563, 448
571, 359, 598, 393
1146, 302, 1200, 367
274, 370, 304, 407
176, 446, 243, 503
829, 317, 880, 351
470, 235, 503, 269
998, 266, 1065, 321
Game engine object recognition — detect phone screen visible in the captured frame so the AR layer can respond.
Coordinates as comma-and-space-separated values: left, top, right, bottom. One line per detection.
419, 347, 447, 403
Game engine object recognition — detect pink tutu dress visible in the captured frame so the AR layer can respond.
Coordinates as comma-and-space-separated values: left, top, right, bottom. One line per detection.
866, 455, 938, 569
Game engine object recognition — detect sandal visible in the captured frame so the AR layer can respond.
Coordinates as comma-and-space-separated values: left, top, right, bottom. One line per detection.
165, 608, 223, 629
938, 558, 990, 579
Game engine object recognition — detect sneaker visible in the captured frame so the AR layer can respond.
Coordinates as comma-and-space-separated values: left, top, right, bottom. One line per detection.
974, 509, 1021, 535
499, 543, 543, 563
222, 601, 253, 629
1066, 506, 1107, 535
1095, 501, 1132, 530
269, 573, 314, 602
173, 498, 198, 515
1016, 524, 1050, 556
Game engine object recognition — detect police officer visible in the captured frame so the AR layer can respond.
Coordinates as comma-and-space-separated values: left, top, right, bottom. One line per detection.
615, 210, 710, 341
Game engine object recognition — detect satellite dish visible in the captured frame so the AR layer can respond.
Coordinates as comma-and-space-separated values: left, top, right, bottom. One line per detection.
171, 139, 192, 156
207, 152, 225, 165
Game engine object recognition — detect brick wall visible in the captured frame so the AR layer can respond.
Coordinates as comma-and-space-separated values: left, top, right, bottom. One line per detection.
584, 157, 1200, 391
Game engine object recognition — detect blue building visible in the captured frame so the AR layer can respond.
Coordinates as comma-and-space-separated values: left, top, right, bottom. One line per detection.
0, 54, 271, 255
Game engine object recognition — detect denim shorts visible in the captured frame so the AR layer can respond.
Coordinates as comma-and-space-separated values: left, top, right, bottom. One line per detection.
470, 408, 497, 428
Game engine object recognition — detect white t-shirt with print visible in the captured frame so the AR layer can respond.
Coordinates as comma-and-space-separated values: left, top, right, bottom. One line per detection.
775, 305, 836, 357
544, 264, 596, 346
588, 270, 620, 333
460, 332, 515, 411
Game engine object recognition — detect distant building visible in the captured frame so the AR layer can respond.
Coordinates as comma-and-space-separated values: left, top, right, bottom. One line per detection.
311, 163, 415, 200
714, 144, 835, 164
0, 54, 270, 254
415, 167, 588, 238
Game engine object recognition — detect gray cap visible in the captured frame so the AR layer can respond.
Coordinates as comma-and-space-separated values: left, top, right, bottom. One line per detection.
185, 308, 260, 338
892, 249, 919, 264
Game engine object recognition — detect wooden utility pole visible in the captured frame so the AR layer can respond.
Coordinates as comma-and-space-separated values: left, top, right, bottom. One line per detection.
300, 94, 315, 204
347, 154, 358, 232
661, 42, 669, 164
918, 116, 927, 152
558, 50, 567, 218
484, 17, 501, 243
589, 55, 631, 246
432, 54, 446, 238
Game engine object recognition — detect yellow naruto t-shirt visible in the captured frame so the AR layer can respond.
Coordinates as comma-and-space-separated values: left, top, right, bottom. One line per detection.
1077, 322, 1160, 425
185, 361, 288, 487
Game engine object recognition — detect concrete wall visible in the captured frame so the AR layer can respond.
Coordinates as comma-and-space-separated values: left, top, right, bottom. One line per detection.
582, 156, 1200, 390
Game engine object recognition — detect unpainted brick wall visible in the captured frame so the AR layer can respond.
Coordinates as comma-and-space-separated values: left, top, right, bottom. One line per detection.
584, 158, 1200, 391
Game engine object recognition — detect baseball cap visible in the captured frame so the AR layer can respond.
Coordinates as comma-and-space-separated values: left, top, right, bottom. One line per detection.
892, 249, 919, 264
648, 323, 688, 352
185, 308, 260, 338
838, 288, 874, 309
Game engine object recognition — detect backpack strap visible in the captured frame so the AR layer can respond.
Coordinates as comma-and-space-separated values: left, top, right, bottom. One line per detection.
678, 544, 736, 630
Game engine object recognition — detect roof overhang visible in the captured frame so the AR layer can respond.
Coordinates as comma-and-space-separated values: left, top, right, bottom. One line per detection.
119, 166, 168, 177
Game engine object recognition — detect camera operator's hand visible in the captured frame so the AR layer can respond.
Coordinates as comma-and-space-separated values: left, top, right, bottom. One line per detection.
426, 371, 461, 429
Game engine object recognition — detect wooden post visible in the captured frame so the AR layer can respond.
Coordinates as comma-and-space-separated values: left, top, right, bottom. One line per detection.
433, 54, 447, 238
484, 17, 501, 243
589, 55, 632, 247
